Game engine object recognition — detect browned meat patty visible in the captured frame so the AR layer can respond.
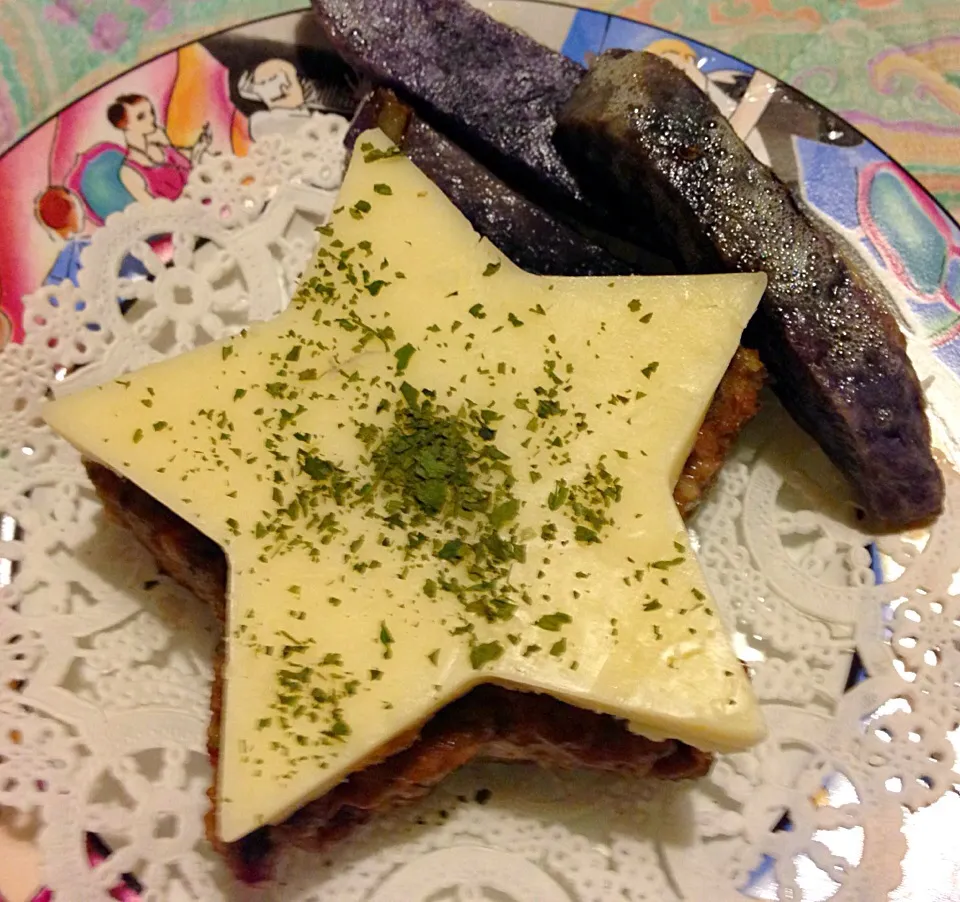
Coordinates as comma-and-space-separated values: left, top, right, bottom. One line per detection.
674, 347, 764, 517
83, 346, 762, 882
209, 676, 711, 883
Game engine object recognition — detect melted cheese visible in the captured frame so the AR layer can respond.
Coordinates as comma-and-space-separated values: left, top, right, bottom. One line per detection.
45, 130, 767, 844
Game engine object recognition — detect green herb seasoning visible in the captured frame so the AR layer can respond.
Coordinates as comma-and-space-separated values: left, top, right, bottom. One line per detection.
379, 622, 395, 659
394, 343, 416, 374
360, 142, 403, 163
535, 612, 572, 632
470, 641, 504, 669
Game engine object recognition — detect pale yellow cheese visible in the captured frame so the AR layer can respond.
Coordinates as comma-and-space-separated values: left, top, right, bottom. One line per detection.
45, 129, 767, 844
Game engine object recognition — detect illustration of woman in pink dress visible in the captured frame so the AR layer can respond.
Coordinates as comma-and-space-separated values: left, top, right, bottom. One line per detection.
105, 93, 212, 203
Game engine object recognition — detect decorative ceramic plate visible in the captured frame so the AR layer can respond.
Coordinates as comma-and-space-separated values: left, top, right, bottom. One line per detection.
2, 4, 960, 901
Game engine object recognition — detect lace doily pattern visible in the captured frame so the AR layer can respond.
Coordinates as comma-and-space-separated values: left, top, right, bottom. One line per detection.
2, 117, 959, 902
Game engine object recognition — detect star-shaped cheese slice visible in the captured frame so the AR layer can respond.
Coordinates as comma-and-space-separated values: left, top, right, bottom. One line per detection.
46, 130, 767, 844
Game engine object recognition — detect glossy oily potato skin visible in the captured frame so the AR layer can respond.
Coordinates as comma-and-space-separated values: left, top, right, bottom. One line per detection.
555, 50, 943, 529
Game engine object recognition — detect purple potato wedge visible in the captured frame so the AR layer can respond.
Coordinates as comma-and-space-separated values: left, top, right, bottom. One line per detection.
555, 50, 943, 529
347, 89, 649, 276
313, 0, 585, 213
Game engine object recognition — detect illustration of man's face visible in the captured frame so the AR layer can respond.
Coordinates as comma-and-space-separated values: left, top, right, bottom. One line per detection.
252, 59, 305, 110
125, 98, 158, 137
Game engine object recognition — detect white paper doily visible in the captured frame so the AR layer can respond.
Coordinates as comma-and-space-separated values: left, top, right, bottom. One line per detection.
2, 112, 960, 902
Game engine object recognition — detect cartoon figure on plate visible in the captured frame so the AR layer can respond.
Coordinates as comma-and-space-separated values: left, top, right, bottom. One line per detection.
36, 185, 148, 291
64, 94, 213, 227
107, 94, 212, 203
238, 58, 346, 140
35, 186, 91, 287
